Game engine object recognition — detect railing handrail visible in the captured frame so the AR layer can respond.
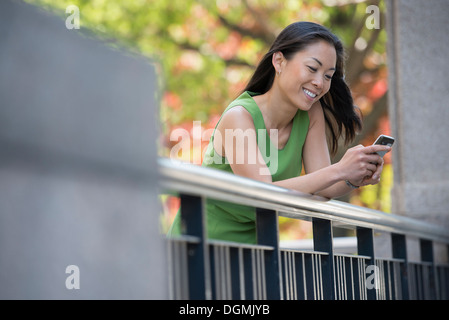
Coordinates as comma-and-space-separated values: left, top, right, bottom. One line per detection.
159, 158, 449, 244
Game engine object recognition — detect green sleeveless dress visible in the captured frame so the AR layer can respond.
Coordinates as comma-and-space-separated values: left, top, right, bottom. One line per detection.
168, 91, 309, 244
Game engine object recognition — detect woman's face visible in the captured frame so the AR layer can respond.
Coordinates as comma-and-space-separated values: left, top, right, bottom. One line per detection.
275, 40, 337, 111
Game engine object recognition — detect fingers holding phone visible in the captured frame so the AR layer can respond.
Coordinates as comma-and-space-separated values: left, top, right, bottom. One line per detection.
363, 134, 394, 185
340, 135, 394, 188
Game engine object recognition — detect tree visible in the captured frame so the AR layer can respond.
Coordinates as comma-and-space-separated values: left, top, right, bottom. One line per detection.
27, 0, 392, 234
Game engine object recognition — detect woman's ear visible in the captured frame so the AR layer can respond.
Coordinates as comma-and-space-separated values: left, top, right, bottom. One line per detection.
272, 51, 285, 75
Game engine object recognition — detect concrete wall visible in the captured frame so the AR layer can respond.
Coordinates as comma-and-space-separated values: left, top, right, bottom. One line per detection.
0, 0, 167, 299
386, 0, 449, 229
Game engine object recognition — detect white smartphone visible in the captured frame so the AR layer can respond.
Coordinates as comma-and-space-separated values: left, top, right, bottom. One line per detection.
373, 134, 395, 157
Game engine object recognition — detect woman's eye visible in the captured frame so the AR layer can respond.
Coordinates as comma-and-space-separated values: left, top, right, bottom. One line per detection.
325, 75, 333, 80
308, 66, 317, 72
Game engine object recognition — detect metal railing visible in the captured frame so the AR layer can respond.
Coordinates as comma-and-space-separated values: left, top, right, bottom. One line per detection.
160, 158, 449, 300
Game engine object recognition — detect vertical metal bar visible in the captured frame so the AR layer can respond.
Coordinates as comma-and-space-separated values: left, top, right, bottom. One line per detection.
342, 257, 347, 300
257, 249, 262, 299
441, 265, 449, 300
420, 239, 436, 300
435, 264, 441, 300
361, 259, 367, 300
230, 247, 241, 300
223, 246, 228, 300
218, 246, 224, 299
167, 239, 175, 300
349, 258, 354, 300
312, 218, 335, 300
408, 263, 416, 299
334, 256, 340, 300
180, 194, 210, 299
318, 255, 324, 300
220, 247, 223, 300
226, 246, 232, 299
357, 227, 376, 300
251, 248, 257, 299
378, 260, 385, 300
210, 244, 217, 299
301, 253, 307, 300
291, 252, 297, 300
384, 261, 390, 300
313, 254, 319, 300
312, 254, 317, 300
256, 207, 281, 299
243, 248, 253, 299
180, 241, 189, 299
376, 260, 381, 300
256, 249, 261, 299
238, 248, 245, 300
283, 252, 290, 300
387, 261, 392, 300
281, 252, 287, 300
416, 264, 423, 299
288, 252, 293, 300
333, 255, 337, 299
304, 254, 314, 300
391, 233, 409, 299
353, 257, 360, 300
262, 249, 267, 300
393, 261, 401, 300
288, 252, 294, 300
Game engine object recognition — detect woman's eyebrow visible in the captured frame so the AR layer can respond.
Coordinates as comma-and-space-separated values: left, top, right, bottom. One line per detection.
311, 57, 336, 71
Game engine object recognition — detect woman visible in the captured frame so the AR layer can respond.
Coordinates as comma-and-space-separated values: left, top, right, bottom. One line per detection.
169, 21, 390, 244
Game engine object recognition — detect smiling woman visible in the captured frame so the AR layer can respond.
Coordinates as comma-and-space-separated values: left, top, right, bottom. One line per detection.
168, 21, 391, 244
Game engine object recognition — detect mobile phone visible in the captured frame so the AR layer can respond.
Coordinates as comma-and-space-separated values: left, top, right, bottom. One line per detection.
373, 134, 395, 157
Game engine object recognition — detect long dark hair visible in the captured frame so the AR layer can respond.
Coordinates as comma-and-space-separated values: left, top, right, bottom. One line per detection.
243, 21, 362, 155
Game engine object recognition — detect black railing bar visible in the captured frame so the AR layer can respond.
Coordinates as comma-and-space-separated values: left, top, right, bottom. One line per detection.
208, 239, 274, 251
159, 158, 449, 244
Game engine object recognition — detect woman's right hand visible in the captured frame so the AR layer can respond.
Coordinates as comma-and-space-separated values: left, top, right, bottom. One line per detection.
337, 144, 391, 187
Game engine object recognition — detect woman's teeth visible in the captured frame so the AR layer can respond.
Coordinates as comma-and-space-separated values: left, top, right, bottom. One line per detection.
303, 88, 317, 98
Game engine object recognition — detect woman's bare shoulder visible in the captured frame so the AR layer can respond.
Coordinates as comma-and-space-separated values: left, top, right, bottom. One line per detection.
217, 105, 254, 130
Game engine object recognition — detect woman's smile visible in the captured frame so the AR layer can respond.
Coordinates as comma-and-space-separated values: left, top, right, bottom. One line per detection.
303, 87, 318, 101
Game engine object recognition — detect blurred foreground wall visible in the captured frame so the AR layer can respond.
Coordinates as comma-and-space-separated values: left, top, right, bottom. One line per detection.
0, 0, 167, 299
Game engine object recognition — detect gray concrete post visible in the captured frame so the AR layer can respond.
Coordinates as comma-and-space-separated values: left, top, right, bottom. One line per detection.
386, 0, 449, 230
0, 0, 167, 299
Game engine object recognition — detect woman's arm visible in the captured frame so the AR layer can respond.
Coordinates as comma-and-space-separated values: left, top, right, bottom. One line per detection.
301, 101, 388, 198
214, 103, 389, 197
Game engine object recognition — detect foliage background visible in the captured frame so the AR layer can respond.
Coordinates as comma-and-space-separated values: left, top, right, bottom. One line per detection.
27, 0, 392, 240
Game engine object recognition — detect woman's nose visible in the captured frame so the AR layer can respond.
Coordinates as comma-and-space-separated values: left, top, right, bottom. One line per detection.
312, 76, 323, 89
